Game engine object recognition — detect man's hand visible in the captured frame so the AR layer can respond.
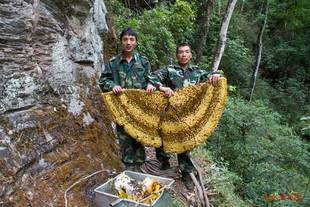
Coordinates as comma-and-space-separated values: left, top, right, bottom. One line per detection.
159, 86, 174, 98
146, 84, 156, 93
112, 85, 124, 94
208, 74, 221, 86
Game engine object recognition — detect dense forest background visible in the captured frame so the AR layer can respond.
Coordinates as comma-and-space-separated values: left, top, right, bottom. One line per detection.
105, 0, 310, 206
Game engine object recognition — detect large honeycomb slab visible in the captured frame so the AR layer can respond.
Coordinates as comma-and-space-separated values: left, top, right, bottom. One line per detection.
102, 78, 227, 153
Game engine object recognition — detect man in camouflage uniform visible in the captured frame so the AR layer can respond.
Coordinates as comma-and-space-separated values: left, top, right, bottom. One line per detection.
99, 28, 156, 171
148, 43, 222, 190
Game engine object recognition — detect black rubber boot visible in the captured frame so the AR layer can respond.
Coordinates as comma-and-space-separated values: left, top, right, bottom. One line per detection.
125, 164, 142, 172
159, 161, 171, 170
182, 172, 194, 191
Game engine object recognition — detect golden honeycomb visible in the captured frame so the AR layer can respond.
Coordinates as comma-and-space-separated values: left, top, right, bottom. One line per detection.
102, 78, 227, 153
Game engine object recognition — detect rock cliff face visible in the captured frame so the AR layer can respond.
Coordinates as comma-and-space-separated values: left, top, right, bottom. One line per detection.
0, 0, 122, 206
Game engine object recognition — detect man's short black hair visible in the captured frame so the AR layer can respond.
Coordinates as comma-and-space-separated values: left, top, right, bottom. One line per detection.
120, 27, 138, 41
176, 43, 191, 54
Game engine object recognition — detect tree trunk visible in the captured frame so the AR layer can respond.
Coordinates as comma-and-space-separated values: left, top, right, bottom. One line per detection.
218, 0, 222, 16
104, 1, 118, 60
249, 0, 268, 101
240, 0, 245, 12
195, 0, 215, 64
122, 0, 158, 10
0, 0, 122, 206
211, 0, 238, 71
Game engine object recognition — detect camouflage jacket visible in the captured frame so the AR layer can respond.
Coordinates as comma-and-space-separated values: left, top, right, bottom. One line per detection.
99, 53, 151, 91
148, 64, 213, 90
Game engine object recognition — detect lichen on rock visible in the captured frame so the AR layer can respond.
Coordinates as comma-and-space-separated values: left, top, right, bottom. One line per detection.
0, 0, 122, 206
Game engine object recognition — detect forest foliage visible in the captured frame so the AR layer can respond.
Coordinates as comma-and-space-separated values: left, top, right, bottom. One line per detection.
106, 0, 310, 206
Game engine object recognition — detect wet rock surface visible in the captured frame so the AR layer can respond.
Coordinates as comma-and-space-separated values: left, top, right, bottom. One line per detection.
0, 0, 122, 206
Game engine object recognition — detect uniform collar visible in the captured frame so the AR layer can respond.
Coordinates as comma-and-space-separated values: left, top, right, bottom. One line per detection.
119, 52, 139, 63
175, 64, 194, 71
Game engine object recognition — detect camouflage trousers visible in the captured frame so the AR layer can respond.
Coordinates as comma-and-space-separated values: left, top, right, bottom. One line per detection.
116, 125, 145, 166
117, 126, 194, 173
177, 151, 194, 174
156, 147, 194, 173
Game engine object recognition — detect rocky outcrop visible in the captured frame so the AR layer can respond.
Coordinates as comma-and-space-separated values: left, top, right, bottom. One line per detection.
0, 0, 122, 206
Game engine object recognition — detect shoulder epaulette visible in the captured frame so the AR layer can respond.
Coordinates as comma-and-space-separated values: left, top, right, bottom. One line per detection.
191, 65, 200, 70
140, 55, 148, 60
110, 56, 116, 61
140, 55, 150, 63
111, 54, 123, 64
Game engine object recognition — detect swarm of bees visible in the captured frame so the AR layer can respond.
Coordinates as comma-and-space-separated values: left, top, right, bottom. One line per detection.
114, 174, 163, 205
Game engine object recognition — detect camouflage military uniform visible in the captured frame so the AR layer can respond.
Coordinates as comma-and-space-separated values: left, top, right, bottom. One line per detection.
99, 53, 151, 168
148, 64, 213, 174
99, 53, 151, 91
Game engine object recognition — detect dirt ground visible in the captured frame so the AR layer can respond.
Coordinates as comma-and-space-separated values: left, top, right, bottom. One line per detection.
141, 147, 212, 207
